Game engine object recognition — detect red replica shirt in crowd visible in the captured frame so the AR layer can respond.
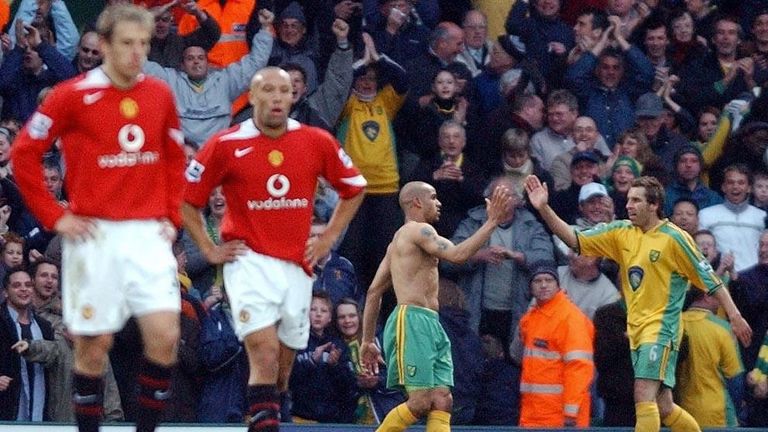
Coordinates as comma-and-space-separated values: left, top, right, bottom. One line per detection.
12, 68, 187, 228
184, 118, 366, 273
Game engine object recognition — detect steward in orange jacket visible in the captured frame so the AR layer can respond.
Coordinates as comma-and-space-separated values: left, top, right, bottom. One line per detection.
519, 264, 595, 427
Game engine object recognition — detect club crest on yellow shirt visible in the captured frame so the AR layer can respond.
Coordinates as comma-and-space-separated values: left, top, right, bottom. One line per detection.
268, 150, 284, 167
119, 97, 139, 119
649, 250, 660, 262
628, 266, 644, 291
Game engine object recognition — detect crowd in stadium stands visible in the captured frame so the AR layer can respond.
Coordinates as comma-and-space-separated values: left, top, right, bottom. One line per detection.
1, 0, 768, 427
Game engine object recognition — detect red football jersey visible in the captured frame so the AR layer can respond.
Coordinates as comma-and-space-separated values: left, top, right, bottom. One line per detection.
12, 68, 187, 228
184, 119, 366, 273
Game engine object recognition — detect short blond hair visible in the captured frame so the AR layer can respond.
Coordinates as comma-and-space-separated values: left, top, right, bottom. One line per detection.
96, 4, 154, 42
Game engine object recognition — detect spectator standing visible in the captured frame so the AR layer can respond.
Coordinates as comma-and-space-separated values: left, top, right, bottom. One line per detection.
0, 19, 77, 122
442, 176, 553, 355
699, 164, 767, 272
143, 9, 273, 146
517, 264, 594, 428
676, 289, 744, 427
148, 0, 221, 68
663, 146, 723, 216
455, 10, 492, 77
729, 230, 768, 427
73, 31, 103, 74
593, 299, 635, 427
565, 16, 654, 148
0, 268, 54, 421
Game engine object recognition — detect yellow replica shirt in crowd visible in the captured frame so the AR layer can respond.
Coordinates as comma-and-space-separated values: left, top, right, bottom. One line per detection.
676, 308, 744, 427
336, 86, 405, 195
751, 331, 768, 383
576, 220, 722, 349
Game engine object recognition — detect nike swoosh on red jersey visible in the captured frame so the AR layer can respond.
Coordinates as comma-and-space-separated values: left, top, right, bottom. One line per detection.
234, 147, 254, 158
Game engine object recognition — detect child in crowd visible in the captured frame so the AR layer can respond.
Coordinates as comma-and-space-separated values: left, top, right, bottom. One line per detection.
288, 291, 358, 424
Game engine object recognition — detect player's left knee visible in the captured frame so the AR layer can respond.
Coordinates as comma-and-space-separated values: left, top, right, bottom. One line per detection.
431, 388, 453, 412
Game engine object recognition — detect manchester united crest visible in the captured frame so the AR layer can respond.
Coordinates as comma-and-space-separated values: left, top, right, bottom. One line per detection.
268, 150, 284, 167
239, 309, 251, 323
119, 97, 139, 119
81, 304, 95, 320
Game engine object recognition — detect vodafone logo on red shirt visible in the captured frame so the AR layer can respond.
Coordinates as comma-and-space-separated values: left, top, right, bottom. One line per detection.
247, 173, 309, 211
98, 124, 160, 169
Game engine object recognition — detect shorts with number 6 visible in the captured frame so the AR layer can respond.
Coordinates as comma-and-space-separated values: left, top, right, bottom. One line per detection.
631, 342, 679, 388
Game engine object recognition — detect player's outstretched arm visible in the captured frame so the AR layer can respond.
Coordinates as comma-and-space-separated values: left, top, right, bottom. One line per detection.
524, 175, 578, 249
361, 245, 392, 375
181, 202, 248, 264
712, 287, 753, 347
415, 185, 511, 264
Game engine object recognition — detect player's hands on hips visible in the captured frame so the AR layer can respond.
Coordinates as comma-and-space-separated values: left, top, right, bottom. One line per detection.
730, 314, 753, 347
54, 212, 96, 242
158, 218, 177, 243
203, 240, 248, 264
524, 175, 549, 210
485, 184, 511, 225
305, 232, 334, 268
361, 341, 384, 375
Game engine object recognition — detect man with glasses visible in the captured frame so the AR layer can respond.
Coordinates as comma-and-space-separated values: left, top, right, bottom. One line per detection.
0, 268, 55, 421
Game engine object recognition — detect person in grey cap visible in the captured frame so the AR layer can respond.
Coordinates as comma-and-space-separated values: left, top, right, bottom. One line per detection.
634, 92, 688, 176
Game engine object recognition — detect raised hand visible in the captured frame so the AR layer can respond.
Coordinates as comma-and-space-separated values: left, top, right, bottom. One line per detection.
524, 175, 549, 210
332, 18, 349, 42
485, 185, 512, 225
258, 8, 275, 29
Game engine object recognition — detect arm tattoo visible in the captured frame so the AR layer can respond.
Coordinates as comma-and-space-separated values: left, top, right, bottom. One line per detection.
436, 240, 449, 251
420, 227, 436, 239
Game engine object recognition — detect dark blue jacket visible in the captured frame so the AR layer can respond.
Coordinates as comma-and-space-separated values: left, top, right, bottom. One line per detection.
197, 302, 247, 423
565, 47, 654, 147
289, 330, 358, 423
0, 303, 54, 420
505, 0, 574, 85
313, 252, 361, 306
0, 42, 77, 122
474, 358, 521, 425
439, 306, 482, 425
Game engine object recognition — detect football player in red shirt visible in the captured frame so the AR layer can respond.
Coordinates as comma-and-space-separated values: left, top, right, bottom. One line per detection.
182, 66, 366, 431
11, 5, 186, 432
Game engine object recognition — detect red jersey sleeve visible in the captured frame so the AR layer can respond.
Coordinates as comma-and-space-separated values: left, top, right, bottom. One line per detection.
11, 84, 72, 229
183, 132, 228, 208
317, 130, 366, 199
161, 90, 188, 228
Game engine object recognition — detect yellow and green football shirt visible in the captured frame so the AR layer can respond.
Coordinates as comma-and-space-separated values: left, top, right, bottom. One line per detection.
336, 86, 405, 195
751, 331, 768, 383
576, 220, 722, 349
676, 308, 744, 427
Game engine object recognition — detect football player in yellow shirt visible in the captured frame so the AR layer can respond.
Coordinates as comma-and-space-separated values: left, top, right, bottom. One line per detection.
525, 175, 752, 432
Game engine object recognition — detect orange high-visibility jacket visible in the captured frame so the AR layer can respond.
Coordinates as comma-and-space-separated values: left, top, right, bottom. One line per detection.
519, 290, 595, 427
177, 0, 255, 68
0, 0, 9, 32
